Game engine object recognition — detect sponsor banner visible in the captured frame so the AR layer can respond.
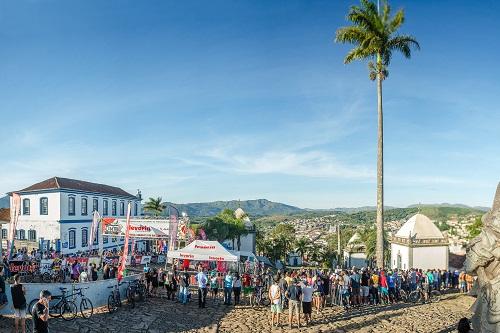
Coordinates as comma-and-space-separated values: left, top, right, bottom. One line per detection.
66, 257, 89, 266
140, 255, 151, 265
9, 260, 39, 273
40, 259, 54, 273
157, 255, 166, 264
88, 257, 102, 267
102, 218, 170, 239
103, 256, 120, 265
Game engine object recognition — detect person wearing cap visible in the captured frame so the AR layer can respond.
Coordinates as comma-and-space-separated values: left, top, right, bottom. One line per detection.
32, 290, 51, 333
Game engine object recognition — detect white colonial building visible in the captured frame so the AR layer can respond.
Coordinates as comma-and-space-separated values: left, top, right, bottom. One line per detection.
5, 177, 142, 254
390, 213, 449, 271
344, 232, 368, 268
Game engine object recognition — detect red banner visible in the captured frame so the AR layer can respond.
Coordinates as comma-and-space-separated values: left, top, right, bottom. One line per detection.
117, 203, 132, 281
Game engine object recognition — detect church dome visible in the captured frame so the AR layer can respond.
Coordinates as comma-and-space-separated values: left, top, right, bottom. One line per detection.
395, 213, 445, 240
348, 232, 363, 245
234, 207, 246, 219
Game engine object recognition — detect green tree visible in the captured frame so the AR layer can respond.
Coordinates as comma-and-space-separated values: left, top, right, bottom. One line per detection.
363, 227, 390, 267
467, 216, 483, 240
202, 209, 248, 250
294, 237, 312, 262
336, 0, 419, 267
143, 197, 165, 216
269, 224, 296, 262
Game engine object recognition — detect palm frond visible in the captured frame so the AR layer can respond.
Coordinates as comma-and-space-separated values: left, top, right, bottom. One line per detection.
335, 26, 369, 44
344, 46, 376, 64
387, 8, 405, 33
387, 35, 420, 59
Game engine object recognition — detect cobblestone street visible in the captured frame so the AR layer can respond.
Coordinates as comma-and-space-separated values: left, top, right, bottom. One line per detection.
0, 292, 474, 333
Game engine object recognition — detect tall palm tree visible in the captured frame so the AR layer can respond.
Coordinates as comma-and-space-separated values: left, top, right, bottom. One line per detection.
336, 0, 419, 267
143, 197, 165, 216
294, 237, 311, 262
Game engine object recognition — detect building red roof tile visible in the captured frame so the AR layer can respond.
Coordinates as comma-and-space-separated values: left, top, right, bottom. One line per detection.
13, 177, 135, 198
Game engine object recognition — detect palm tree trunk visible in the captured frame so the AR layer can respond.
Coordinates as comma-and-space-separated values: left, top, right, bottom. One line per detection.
376, 66, 385, 268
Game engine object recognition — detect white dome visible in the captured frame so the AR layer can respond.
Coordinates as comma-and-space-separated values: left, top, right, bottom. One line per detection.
234, 208, 246, 219
348, 232, 363, 245
395, 213, 444, 240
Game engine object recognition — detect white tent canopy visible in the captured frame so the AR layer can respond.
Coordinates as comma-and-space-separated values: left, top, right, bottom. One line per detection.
167, 240, 238, 262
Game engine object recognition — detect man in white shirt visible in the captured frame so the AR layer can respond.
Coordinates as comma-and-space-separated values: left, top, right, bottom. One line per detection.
301, 280, 314, 325
196, 267, 208, 308
268, 277, 282, 327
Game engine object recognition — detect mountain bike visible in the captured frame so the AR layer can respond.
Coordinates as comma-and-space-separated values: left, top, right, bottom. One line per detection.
107, 283, 123, 313
408, 285, 441, 303
73, 287, 94, 318
28, 287, 78, 321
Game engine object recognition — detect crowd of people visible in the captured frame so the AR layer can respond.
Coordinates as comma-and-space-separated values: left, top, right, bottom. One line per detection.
0, 245, 477, 332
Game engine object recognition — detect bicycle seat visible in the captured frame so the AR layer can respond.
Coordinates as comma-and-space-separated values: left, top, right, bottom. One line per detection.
59, 287, 67, 291
107, 286, 115, 289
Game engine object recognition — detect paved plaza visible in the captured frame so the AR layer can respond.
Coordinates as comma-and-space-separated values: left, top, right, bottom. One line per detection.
0, 292, 473, 333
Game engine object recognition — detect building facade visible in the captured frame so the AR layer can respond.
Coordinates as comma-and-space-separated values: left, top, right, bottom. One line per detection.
390, 213, 449, 270
5, 177, 142, 254
343, 232, 368, 268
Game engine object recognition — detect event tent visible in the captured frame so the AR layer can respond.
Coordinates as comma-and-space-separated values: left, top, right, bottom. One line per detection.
167, 240, 238, 262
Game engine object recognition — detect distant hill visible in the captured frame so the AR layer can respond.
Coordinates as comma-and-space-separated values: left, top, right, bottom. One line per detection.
407, 203, 490, 212
0, 196, 9, 209
162, 199, 304, 217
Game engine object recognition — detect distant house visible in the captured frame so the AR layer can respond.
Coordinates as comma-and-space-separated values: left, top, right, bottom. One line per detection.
0, 208, 10, 250
343, 232, 367, 268
287, 252, 303, 267
6, 177, 142, 254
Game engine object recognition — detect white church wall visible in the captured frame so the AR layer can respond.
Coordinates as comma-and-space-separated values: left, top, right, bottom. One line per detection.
391, 243, 410, 270
412, 246, 448, 270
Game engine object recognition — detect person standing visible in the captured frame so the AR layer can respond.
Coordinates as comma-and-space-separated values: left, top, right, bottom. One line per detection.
196, 267, 208, 308
223, 271, 233, 305
301, 279, 313, 326
178, 269, 190, 305
32, 290, 51, 333
11, 274, 27, 333
269, 276, 282, 328
0, 267, 7, 310
232, 273, 242, 305
286, 278, 302, 329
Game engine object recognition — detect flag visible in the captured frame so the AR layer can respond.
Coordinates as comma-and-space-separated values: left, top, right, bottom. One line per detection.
117, 203, 132, 282
8, 193, 21, 260
168, 206, 179, 251
89, 210, 101, 252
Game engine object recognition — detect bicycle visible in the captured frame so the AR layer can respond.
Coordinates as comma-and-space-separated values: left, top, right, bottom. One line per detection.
107, 283, 123, 313
253, 286, 270, 307
408, 285, 441, 303
73, 287, 94, 318
124, 280, 140, 308
28, 287, 78, 321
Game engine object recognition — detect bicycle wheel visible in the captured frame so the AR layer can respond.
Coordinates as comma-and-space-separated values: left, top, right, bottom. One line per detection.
80, 297, 94, 318
127, 289, 135, 309
60, 300, 78, 321
24, 274, 33, 283
430, 290, 441, 303
50, 300, 63, 318
408, 291, 420, 303
399, 290, 408, 302
116, 291, 122, 307
42, 272, 51, 283
108, 295, 116, 313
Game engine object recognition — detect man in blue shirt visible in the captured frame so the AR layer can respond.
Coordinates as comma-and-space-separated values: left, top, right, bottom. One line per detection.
196, 266, 208, 308
387, 271, 396, 303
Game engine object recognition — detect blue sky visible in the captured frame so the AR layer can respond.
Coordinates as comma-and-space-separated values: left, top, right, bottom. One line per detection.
0, 0, 499, 209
